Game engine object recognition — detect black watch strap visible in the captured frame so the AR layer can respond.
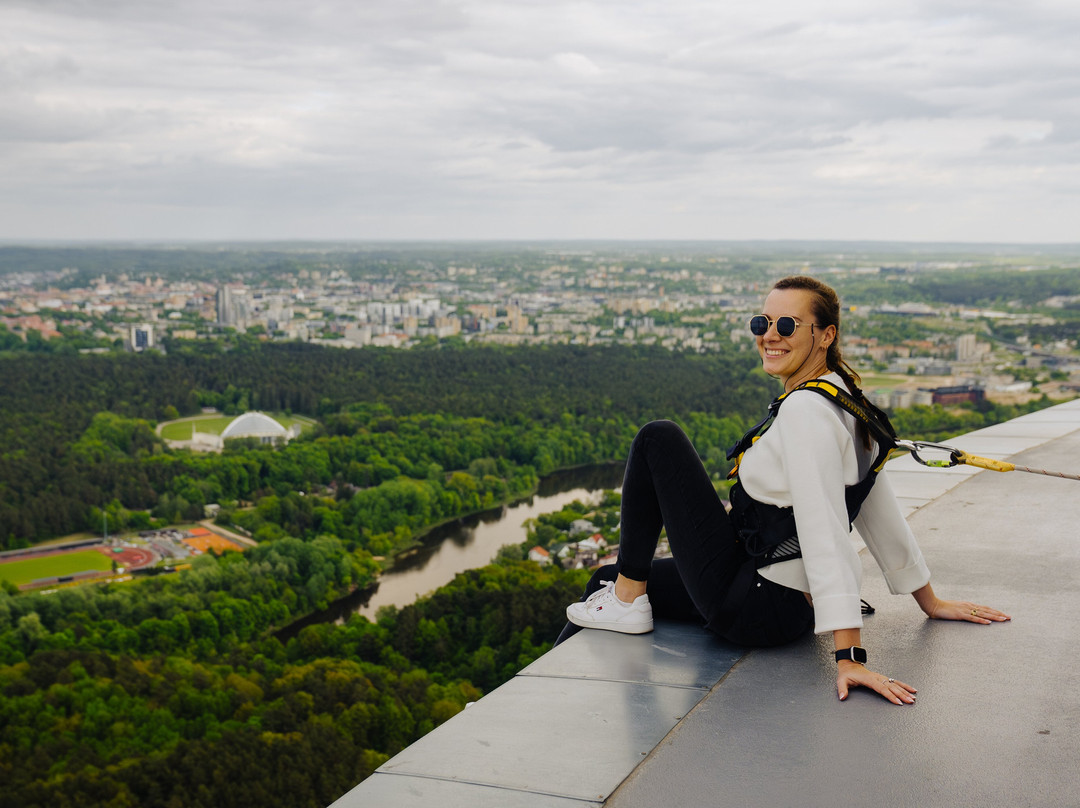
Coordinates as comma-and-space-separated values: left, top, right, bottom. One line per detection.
834, 646, 867, 664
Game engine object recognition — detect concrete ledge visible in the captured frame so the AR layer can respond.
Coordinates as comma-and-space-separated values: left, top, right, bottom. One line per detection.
337, 622, 744, 807
331, 400, 1080, 808
610, 402, 1080, 808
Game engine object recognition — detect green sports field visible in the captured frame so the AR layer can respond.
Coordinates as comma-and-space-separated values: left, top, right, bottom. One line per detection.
855, 373, 910, 390
159, 413, 314, 441
159, 415, 235, 440
0, 550, 113, 587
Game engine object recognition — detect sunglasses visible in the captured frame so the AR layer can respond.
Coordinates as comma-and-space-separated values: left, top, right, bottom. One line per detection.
748, 315, 817, 337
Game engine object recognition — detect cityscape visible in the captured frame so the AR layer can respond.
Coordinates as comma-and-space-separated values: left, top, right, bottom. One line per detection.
3, 243, 1078, 414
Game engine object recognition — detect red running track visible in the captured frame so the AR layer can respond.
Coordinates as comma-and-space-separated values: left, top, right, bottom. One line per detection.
96, 546, 158, 570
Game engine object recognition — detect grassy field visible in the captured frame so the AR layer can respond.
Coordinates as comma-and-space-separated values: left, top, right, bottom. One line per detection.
0, 550, 112, 587
857, 373, 909, 390
159, 413, 315, 441
160, 415, 234, 440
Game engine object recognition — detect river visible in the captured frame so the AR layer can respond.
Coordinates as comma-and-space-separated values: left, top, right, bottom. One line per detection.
275, 463, 624, 640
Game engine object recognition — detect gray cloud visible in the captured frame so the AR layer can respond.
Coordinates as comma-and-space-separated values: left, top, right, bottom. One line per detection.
1, 0, 1078, 241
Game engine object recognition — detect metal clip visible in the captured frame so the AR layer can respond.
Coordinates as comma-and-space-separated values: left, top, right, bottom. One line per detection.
894, 440, 962, 468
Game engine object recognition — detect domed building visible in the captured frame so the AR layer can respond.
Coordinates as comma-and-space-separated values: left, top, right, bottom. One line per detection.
220, 412, 290, 445
186, 411, 297, 452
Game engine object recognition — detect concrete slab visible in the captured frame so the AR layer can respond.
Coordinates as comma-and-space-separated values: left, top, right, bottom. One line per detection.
894, 498, 931, 516
963, 419, 1076, 439
876, 469, 968, 501
333, 774, 600, 808
335, 619, 747, 807
370, 675, 705, 803
608, 427, 1080, 808
1008, 400, 1080, 420
518, 619, 742, 689
941, 435, 1039, 458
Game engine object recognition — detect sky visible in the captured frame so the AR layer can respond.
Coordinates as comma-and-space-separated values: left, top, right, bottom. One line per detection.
2, 0, 1079, 243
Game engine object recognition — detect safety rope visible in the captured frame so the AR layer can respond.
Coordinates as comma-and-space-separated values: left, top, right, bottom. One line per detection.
892, 439, 1080, 481
729, 382, 1080, 482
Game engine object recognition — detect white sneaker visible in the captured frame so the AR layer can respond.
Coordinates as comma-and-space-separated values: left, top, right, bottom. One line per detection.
566, 580, 654, 634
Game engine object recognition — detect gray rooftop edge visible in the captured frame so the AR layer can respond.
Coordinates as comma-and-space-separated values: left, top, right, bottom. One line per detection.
330, 399, 1080, 808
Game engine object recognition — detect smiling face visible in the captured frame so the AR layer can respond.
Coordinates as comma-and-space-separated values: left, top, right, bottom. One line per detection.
756, 288, 836, 391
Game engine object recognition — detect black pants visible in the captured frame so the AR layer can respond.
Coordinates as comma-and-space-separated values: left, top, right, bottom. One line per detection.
556, 420, 813, 647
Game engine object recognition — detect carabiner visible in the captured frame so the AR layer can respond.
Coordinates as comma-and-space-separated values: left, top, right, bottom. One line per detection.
894, 440, 962, 468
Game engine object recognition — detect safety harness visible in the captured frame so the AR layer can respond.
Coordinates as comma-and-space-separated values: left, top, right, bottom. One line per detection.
724, 379, 899, 570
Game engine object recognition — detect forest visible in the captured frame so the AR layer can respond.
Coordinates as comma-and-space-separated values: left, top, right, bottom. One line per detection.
0, 342, 774, 548
0, 559, 587, 808
0, 338, 1061, 807
0, 340, 775, 807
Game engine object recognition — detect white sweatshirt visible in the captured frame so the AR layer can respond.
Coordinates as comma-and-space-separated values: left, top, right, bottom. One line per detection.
737, 373, 931, 634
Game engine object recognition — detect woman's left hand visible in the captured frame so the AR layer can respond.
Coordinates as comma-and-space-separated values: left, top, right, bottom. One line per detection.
837, 661, 917, 705
927, 599, 1011, 624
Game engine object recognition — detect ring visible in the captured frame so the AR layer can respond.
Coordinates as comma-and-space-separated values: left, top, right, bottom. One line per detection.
971, 609, 978, 616
888, 678, 895, 683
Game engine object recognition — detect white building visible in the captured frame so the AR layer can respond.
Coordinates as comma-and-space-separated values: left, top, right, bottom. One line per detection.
180, 412, 296, 452
129, 323, 154, 351
528, 546, 551, 566
956, 333, 978, 361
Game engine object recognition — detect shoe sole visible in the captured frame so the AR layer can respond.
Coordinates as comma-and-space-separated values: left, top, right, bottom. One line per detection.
566, 611, 654, 634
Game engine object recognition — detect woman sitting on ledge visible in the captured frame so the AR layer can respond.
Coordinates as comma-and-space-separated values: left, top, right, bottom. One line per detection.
558, 275, 1009, 705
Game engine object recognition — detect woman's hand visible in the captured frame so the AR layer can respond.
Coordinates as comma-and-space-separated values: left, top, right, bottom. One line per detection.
926, 598, 1011, 624
911, 583, 1011, 624
836, 660, 917, 705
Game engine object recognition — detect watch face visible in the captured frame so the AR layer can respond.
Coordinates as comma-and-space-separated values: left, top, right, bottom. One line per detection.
836, 646, 867, 664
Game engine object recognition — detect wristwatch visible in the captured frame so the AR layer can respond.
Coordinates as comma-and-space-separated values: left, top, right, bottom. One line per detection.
834, 646, 867, 664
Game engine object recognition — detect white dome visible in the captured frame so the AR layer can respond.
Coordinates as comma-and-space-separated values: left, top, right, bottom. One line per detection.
221, 412, 288, 439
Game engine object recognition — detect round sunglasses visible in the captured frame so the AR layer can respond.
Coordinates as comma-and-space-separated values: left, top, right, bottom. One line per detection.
748, 315, 817, 337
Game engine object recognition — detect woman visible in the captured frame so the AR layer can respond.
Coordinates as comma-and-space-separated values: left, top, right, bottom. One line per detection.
561, 275, 1010, 705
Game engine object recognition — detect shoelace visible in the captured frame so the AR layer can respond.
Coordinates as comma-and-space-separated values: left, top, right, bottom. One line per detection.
584, 580, 616, 606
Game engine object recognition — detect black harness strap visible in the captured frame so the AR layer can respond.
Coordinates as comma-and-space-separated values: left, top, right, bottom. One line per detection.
724, 379, 900, 570
726, 379, 898, 470
799, 379, 898, 472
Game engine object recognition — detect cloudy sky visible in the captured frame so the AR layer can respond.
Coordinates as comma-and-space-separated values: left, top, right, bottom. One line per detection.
2, 0, 1078, 242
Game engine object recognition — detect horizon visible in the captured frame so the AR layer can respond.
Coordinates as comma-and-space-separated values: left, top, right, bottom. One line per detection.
3, 237, 1080, 250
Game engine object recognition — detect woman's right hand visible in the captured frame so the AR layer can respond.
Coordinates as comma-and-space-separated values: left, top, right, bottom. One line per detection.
927, 598, 1011, 624
912, 583, 1011, 624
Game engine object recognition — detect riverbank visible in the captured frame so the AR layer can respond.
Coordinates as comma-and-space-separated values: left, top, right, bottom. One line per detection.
273, 462, 625, 641
386, 461, 625, 565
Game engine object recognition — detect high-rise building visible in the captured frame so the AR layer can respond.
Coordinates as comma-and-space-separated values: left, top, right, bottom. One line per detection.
217, 286, 233, 325
956, 333, 977, 360
129, 324, 154, 351
216, 286, 250, 329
